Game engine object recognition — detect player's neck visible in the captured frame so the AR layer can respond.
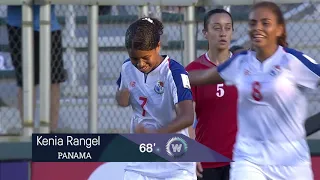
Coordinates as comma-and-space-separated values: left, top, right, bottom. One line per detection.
255, 45, 279, 62
207, 48, 230, 65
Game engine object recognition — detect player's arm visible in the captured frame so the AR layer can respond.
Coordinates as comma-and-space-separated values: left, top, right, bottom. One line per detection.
188, 115, 197, 140
187, 102, 197, 139
287, 49, 320, 89
157, 62, 194, 133
188, 54, 242, 86
188, 120, 197, 139
115, 73, 130, 107
157, 100, 194, 134
185, 63, 198, 139
188, 67, 224, 86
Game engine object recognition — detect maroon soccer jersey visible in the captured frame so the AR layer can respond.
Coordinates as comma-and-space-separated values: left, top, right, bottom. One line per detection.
186, 53, 238, 169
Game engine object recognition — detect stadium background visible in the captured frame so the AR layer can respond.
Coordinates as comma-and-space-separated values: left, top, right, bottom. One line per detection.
0, 3, 319, 137
0, 1, 319, 180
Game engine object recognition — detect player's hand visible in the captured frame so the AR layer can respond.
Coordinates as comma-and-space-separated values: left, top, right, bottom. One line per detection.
196, 162, 203, 178
135, 124, 156, 134
116, 88, 130, 107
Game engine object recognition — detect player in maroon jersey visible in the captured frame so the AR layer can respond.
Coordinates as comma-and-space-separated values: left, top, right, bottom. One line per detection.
186, 9, 237, 180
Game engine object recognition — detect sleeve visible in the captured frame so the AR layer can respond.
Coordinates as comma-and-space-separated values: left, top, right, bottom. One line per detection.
185, 62, 199, 101
217, 52, 245, 85
286, 48, 320, 89
116, 72, 124, 89
116, 59, 131, 90
169, 60, 193, 104
116, 71, 129, 90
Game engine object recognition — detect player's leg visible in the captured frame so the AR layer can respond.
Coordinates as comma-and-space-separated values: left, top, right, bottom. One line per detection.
198, 167, 222, 180
265, 162, 313, 180
230, 161, 268, 180
7, 25, 23, 120
220, 165, 231, 180
198, 165, 230, 180
50, 30, 66, 132
7, 25, 36, 128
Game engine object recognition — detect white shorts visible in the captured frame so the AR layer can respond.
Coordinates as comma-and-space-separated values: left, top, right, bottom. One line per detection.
230, 160, 314, 180
123, 170, 196, 180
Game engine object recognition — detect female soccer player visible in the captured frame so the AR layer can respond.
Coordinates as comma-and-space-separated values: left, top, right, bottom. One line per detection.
188, 1, 320, 180
116, 17, 196, 180
185, 9, 237, 180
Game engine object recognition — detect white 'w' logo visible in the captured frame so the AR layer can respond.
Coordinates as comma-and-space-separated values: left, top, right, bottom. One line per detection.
171, 144, 182, 152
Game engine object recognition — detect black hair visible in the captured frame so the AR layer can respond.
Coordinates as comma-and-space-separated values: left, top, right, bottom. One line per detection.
252, 1, 288, 47
229, 45, 245, 53
203, 8, 234, 31
125, 17, 164, 51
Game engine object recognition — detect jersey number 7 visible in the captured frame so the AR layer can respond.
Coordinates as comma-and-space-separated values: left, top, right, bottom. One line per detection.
139, 97, 147, 116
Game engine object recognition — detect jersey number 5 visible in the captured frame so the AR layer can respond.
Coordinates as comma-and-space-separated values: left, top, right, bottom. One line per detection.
139, 97, 147, 116
216, 84, 225, 97
251, 81, 263, 101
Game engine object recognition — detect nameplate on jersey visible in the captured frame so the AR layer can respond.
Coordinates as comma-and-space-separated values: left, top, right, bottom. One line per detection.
154, 81, 165, 94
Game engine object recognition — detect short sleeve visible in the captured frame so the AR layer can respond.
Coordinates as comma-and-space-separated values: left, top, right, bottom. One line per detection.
285, 48, 320, 89
185, 62, 200, 101
168, 60, 193, 104
217, 51, 247, 85
116, 72, 126, 90
116, 59, 131, 90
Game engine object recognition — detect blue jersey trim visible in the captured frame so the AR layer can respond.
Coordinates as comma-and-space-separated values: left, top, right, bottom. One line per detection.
116, 58, 131, 87
217, 50, 247, 73
284, 47, 320, 76
192, 119, 198, 129
168, 59, 193, 103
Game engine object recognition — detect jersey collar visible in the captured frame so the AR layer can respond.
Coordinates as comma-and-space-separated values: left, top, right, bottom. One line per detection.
146, 55, 169, 76
250, 45, 284, 70
205, 52, 233, 66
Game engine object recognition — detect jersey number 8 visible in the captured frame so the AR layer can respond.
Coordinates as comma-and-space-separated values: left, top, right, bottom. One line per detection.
139, 97, 147, 116
251, 81, 263, 101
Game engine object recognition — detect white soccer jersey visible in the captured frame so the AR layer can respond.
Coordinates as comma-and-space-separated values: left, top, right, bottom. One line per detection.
217, 46, 320, 165
117, 55, 196, 178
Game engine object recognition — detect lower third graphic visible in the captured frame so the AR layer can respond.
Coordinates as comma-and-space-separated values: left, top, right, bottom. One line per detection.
165, 137, 188, 158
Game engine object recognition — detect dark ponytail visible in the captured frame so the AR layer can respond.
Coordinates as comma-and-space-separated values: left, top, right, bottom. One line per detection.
277, 31, 288, 47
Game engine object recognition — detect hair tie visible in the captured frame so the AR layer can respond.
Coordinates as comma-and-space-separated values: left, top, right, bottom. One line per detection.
141, 17, 154, 24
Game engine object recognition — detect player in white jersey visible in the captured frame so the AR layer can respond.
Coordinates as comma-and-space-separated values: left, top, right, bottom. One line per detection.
116, 17, 196, 180
188, 1, 320, 180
